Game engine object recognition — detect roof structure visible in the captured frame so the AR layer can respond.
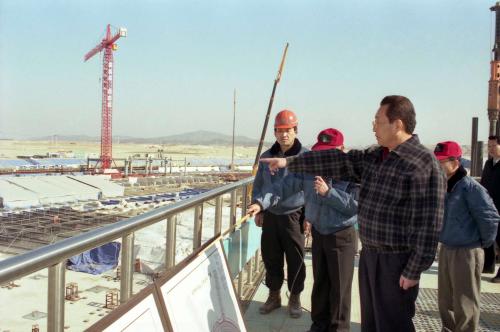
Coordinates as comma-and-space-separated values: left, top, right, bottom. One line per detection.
0, 175, 124, 209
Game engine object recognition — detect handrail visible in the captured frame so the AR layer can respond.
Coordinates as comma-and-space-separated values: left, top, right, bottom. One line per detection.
0, 176, 254, 284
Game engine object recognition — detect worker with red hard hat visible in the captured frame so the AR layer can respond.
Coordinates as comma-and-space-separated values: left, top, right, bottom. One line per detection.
247, 109, 308, 318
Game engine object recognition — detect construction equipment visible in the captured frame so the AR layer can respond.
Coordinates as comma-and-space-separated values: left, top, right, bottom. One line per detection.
252, 43, 290, 173
489, 3, 500, 136
84, 24, 127, 169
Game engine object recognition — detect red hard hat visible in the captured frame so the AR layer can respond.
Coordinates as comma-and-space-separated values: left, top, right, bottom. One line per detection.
274, 109, 298, 129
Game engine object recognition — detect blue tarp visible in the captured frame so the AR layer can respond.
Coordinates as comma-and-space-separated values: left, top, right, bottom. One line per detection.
67, 242, 121, 275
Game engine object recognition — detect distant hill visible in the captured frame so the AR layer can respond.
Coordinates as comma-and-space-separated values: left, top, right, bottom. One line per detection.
34, 134, 100, 142
31, 131, 268, 146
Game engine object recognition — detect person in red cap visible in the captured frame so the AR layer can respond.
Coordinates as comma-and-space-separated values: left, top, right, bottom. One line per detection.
246, 109, 308, 318
265, 128, 359, 332
434, 141, 499, 332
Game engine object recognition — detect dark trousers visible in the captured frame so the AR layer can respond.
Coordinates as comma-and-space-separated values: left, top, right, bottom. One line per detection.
310, 226, 356, 332
359, 249, 419, 332
261, 210, 305, 294
483, 229, 500, 273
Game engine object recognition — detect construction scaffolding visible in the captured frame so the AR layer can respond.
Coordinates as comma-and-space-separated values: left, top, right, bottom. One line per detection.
0, 173, 250, 257
0, 207, 127, 254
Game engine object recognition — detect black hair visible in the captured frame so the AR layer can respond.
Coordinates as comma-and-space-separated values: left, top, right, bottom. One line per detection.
380, 95, 416, 134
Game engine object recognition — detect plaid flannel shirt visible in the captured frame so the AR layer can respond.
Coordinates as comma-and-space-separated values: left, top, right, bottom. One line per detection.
286, 135, 446, 280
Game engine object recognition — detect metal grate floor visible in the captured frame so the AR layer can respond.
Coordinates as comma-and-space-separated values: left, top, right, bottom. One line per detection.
414, 288, 500, 332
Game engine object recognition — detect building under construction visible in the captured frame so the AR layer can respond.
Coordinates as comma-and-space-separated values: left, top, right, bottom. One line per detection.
0, 172, 241, 256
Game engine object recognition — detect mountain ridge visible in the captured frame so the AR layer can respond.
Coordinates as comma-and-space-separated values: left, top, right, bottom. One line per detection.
29, 130, 269, 146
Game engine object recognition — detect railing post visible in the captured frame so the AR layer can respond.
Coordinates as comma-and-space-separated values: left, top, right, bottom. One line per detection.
230, 190, 237, 227
47, 261, 65, 332
246, 259, 253, 285
237, 270, 243, 300
254, 249, 260, 275
214, 197, 223, 235
241, 185, 248, 219
120, 233, 134, 303
253, 249, 259, 277
166, 215, 177, 269
193, 205, 203, 250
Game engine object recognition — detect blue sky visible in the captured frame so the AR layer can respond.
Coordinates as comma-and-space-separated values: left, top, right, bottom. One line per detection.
0, 0, 496, 146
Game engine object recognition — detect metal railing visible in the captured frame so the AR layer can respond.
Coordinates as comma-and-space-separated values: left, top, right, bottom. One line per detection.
0, 177, 257, 332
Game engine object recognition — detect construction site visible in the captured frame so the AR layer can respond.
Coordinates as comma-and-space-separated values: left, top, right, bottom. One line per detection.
0, 20, 254, 257
0, 172, 246, 253
2, 2, 500, 332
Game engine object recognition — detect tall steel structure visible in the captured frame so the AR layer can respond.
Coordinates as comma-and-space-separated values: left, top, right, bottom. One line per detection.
84, 24, 127, 169
489, 3, 500, 136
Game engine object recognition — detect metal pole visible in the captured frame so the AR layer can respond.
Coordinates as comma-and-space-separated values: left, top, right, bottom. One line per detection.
230, 190, 237, 227
246, 260, 253, 285
237, 271, 243, 299
231, 89, 236, 171
471, 117, 478, 176
252, 43, 289, 171
47, 262, 65, 332
241, 186, 248, 219
120, 233, 134, 303
193, 205, 203, 250
253, 249, 260, 276
476, 141, 484, 174
214, 196, 223, 235
166, 215, 176, 269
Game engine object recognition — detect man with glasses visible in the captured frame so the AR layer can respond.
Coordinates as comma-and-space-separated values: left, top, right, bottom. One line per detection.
434, 141, 499, 332
246, 109, 308, 318
481, 135, 500, 282
260, 95, 446, 332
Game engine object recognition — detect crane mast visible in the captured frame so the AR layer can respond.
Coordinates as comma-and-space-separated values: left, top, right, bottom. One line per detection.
84, 24, 127, 169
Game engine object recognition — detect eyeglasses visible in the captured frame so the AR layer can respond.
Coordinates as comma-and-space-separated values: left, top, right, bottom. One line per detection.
318, 133, 332, 143
372, 120, 391, 127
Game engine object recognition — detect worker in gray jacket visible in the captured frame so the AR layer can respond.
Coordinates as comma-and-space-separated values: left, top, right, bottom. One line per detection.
434, 141, 499, 332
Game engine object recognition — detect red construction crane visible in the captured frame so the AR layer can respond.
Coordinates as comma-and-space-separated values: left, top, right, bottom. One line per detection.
84, 24, 127, 169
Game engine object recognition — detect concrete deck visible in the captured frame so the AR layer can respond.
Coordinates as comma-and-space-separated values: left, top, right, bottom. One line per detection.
244, 252, 500, 332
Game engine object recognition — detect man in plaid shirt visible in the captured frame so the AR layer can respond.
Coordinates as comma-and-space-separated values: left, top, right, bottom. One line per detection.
261, 95, 446, 332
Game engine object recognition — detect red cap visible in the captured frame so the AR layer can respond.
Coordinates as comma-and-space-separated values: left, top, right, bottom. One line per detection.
433, 141, 462, 160
311, 128, 344, 151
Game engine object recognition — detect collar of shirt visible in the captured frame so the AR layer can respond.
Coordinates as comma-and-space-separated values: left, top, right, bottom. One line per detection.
493, 158, 500, 166
390, 134, 421, 159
